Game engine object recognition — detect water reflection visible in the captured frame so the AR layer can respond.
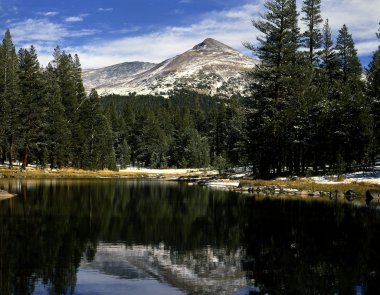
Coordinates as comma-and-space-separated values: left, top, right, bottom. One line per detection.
0, 179, 379, 294
81, 243, 251, 295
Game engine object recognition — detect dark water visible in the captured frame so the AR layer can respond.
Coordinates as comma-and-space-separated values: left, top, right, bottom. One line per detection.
0, 179, 380, 295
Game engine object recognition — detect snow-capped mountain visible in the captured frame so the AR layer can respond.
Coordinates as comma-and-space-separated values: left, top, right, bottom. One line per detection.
82, 38, 259, 97
82, 61, 157, 92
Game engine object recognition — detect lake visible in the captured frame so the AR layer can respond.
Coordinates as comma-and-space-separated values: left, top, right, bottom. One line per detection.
0, 179, 379, 294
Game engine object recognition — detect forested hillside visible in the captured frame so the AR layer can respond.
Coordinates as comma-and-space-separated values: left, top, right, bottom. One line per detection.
0, 0, 379, 177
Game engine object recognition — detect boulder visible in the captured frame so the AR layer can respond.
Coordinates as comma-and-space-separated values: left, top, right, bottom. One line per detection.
366, 189, 380, 204
296, 190, 320, 197
0, 190, 15, 200
345, 190, 359, 201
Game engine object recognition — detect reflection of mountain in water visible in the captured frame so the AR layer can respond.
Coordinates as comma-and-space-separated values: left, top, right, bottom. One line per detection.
83, 243, 254, 295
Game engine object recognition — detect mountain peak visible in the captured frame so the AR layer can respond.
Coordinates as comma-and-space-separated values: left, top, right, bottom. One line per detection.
82, 38, 259, 97
192, 38, 233, 52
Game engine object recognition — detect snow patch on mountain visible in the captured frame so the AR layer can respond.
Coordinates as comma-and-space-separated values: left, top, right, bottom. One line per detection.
82, 38, 259, 97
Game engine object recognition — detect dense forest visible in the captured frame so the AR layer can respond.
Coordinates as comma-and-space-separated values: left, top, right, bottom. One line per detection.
0, 0, 380, 177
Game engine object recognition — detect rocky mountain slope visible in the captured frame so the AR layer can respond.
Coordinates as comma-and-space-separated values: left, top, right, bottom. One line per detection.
82, 38, 259, 97
82, 61, 157, 92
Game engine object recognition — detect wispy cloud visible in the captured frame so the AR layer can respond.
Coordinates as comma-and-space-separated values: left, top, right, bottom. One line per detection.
10, 18, 67, 43
171, 9, 185, 15
64, 4, 262, 68
65, 16, 83, 22
38, 11, 59, 17
3, 0, 379, 69
320, 0, 380, 40
98, 8, 113, 12
5, 18, 99, 65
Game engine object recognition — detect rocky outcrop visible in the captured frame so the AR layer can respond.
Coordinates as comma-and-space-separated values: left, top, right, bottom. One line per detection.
366, 189, 380, 204
186, 179, 367, 203
0, 190, 15, 200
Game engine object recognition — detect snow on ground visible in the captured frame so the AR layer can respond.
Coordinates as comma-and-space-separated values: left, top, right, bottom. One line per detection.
308, 167, 380, 185
207, 181, 240, 188
120, 167, 219, 175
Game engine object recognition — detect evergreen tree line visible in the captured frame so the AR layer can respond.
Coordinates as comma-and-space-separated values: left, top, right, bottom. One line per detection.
244, 0, 380, 177
102, 91, 246, 169
0, 30, 115, 170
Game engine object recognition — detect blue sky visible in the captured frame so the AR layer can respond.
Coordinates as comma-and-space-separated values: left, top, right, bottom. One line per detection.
0, 0, 378, 69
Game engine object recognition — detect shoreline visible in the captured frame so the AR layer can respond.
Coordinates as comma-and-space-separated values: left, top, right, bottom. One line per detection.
0, 167, 218, 179
1, 167, 379, 202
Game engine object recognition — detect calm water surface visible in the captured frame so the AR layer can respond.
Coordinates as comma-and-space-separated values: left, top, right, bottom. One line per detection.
0, 179, 380, 295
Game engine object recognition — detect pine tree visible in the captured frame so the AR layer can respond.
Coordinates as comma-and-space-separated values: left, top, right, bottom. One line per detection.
245, 0, 301, 176
245, 0, 300, 107
0, 30, 20, 167
319, 19, 340, 81
333, 25, 371, 170
301, 0, 323, 65
335, 24, 362, 84
119, 139, 131, 169
367, 23, 380, 163
79, 90, 116, 170
44, 63, 71, 168
133, 110, 169, 168
17, 46, 45, 168
52, 49, 87, 167
105, 104, 125, 166
185, 129, 210, 168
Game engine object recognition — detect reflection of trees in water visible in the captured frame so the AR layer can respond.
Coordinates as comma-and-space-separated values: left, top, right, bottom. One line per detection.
0, 180, 241, 294
0, 180, 379, 294
240, 200, 380, 294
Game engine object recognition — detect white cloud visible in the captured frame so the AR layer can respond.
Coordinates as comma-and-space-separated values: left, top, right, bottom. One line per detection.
98, 8, 113, 12
64, 3, 262, 68
4, 0, 379, 69
320, 0, 380, 40
295, 0, 380, 53
4, 18, 99, 67
70, 0, 378, 69
10, 19, 67, 43
38, 11, 59, 17
7, 18, 98, 43
65, 16, 83, 22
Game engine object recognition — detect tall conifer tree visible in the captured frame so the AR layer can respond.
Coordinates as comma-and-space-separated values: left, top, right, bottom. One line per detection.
301, 0, 323, 65
52, 49, 86, 167
335, 24, 362, 83
367, 23, 380, 162
44, 63, 71, 168
245, 0, 301, 176
79, 90, 116, 170
0, 30, 20, 167
18, 46, 45, 168
334, 25, 371, 169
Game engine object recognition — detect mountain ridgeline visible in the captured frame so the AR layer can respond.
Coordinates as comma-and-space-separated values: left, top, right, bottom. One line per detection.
0, 0, 380, 176
82, 38, 259, 97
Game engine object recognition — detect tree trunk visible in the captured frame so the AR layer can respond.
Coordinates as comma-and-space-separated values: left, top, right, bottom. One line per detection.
22, 146, 29, 169
0, 146, 5, 164
8, 135, 14, 168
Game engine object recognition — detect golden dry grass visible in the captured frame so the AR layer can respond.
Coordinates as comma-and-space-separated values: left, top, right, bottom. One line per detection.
0, 167, 147, 178
240, 178, 380, 195
0, 167, 379, 195
0, 167, 212, 179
